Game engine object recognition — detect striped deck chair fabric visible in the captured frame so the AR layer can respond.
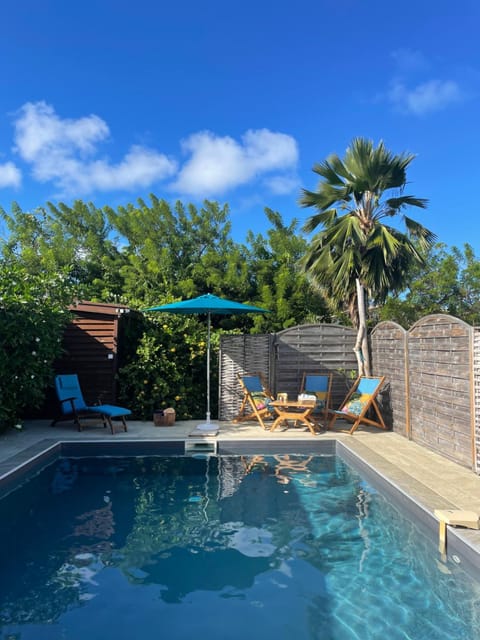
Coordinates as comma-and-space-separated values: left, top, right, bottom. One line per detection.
233, 373, 274, 429
328, 376, 387, 435
300, 373, 333, 423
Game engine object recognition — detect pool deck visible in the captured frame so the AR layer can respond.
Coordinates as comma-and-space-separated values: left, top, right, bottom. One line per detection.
2, 416, 480, 564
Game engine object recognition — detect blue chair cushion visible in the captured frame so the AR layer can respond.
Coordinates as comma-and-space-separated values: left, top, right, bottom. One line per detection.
86, 405, 131, 418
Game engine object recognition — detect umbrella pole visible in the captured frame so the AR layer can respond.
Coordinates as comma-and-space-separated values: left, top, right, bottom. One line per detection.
206, 311, 211, 423
193, 311, 215, 431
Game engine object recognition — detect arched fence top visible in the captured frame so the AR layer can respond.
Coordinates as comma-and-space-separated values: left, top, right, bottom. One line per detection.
370, 320, 407, 337
408, 313, 473, 335
276, 323, 357, 338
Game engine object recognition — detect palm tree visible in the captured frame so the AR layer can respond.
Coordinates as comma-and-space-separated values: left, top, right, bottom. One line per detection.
300, 137, 436, 375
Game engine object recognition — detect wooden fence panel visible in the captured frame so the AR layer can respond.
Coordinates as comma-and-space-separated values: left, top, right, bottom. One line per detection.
218, 315, 479, 473
407, 314, 473, 468
370, 321, 408, 436
219, 325, 357, 420
274, 324, 358, 407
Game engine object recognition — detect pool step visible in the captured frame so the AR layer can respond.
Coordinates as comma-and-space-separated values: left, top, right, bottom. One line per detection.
185, 439, 218, 455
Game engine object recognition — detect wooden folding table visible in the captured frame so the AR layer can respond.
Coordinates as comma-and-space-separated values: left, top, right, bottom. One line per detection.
270, 400, 319, 435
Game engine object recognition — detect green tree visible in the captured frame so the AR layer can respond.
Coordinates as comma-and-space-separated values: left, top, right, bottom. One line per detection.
105, 196, 268, 419
105, 196, 248, 307
0, 193, 335, 421
0, 200, 124, 301
0, 196, 263, 421
300, 137, 435, 374
379, 243, 480, 326
245, 208, 329, 332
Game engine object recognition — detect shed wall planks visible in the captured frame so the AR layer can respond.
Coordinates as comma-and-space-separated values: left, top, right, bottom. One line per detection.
54, 303, 129, 408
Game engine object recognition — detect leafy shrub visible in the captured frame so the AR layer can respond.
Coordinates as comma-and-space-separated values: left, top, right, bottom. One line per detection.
117, 314, 218, 420
0, 262, 71, 431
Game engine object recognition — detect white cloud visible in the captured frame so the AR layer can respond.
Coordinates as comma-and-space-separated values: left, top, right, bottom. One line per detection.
263, 174, 300, 195
14, 101, 109, 165
391, 48, 430, 74
171, 128, 299, 196
41, 145, 177, 194
0, 161, 21, 188
384, 50, 464, 116
8, 102, 299, 199
388, 79, 463, 115
13, 101, 177, 194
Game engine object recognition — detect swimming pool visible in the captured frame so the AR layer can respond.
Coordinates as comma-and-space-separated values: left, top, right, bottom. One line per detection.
1, 453, 479, 639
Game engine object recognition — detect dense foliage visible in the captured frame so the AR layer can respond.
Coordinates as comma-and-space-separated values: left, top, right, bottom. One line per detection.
0, 197, 327, 426
0, 260, 71, 430
1, 188, 479, 429
378, 243, 480, 327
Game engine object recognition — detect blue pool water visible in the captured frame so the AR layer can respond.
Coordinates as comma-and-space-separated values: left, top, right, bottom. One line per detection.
0, 454, 479, 640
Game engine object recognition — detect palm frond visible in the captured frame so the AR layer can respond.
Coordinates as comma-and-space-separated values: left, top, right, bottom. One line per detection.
312, 159, 345, 186
404, 216, 437, 249
300, 181, 353, 212
345, 138, 419, 193
302, 208, 338, 233
382, 224, 430, 263
300, 137, 432, 320
323, 214, 365, 248
328, 154, 352, 181
385, 195, 428, 212
332, 248, 359, 292
368, 224, 402, 260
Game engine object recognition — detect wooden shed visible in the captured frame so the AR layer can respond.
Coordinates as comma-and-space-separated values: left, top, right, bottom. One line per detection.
54, 301, 131, 406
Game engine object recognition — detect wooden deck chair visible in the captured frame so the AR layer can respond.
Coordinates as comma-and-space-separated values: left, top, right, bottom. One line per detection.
272, 454, 314, 484
328, 376, 387, 435
233, 373, 275, 429
52, 374, 131, 434
299, 373, 333, 425
241, 455, 268, 474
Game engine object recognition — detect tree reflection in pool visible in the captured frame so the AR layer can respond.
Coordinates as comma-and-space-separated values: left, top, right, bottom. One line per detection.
0, 454, 479, 640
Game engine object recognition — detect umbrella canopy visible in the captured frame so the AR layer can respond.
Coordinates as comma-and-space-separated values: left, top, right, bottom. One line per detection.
146, 294, 267, 316
145, 294, 268, 426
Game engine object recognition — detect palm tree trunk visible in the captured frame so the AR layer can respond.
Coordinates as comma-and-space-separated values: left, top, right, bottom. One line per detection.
354, 278, 371, 376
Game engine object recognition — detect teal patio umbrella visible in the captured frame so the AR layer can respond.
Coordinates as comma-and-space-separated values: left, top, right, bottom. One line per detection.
145, 294, 268, 427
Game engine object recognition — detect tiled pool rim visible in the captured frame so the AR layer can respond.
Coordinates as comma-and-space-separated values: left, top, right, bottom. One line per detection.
2, 436, 480, 579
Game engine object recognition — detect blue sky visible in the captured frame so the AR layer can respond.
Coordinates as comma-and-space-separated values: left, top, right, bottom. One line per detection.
0, 0, 479, 252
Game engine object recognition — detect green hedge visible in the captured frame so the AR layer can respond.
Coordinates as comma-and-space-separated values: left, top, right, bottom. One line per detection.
0, 264, 70, 431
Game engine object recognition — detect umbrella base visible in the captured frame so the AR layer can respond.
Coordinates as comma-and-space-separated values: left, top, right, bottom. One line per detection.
189, 421, 219, 438
195, 422, 218, 431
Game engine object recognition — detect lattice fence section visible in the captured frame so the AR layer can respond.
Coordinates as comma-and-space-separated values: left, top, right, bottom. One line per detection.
370, 321, 408, 436
473, 327, 480, 473
219, 334, 273, 420
408, 315, 473, 468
